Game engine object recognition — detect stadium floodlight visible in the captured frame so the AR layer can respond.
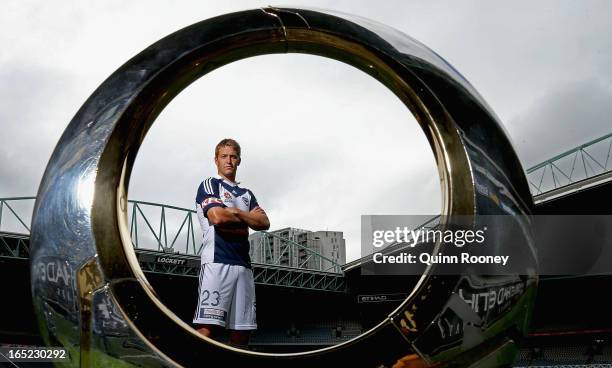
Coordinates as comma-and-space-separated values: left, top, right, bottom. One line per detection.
30, 7, 537, 367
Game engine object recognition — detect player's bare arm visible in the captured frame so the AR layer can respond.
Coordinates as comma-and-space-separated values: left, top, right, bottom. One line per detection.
205, 206, 249, 237
206, 206, 242, 226
227, 206, 270, 231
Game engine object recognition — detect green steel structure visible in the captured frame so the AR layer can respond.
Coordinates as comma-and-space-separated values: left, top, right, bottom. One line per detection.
0, 196, 32, 261
129, 199, 200, 255
0, 231, 29, 260
526, 132, 612, 195
0, 196, 345, 292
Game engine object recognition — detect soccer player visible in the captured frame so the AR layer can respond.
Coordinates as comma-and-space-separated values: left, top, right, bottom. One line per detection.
192, 138, 270, 349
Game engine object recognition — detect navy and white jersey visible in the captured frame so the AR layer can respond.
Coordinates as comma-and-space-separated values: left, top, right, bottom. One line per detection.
195, 175, 260, 268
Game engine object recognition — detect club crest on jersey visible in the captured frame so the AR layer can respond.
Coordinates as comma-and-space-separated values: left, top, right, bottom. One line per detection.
223, 191, 234, 203
242, 197, 249, 206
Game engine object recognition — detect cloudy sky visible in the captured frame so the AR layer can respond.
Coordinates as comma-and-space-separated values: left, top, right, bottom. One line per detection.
1, 1, 611, 261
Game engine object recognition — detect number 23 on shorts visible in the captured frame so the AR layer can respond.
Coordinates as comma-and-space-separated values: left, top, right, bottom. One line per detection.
200, 289, 220, 307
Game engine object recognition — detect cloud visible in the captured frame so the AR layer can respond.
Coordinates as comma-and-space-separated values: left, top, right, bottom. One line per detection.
509, 78, 612, 169
0, 63, 76, 197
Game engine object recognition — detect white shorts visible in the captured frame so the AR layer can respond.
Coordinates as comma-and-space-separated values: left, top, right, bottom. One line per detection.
193, 263, 257, 330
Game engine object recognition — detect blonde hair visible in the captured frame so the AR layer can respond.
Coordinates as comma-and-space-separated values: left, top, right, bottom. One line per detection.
215, 138, 241, 158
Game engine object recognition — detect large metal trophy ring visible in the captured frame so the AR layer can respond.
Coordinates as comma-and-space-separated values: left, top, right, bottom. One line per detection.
30, 7, 537, 367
